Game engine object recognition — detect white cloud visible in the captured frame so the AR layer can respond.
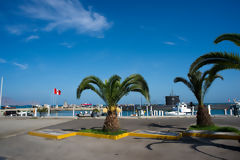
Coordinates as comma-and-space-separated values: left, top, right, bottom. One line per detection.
20, 0, 111, 35
25, 35, 39, 41
163, 41, 175, 46
5, 25, 27, 35
13, 62, 28, 70
0, 58, 7, 63
177, 36, 187, 41
60, 42, 73, 48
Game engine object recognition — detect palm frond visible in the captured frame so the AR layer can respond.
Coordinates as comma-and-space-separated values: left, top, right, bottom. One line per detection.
77, 74, 150, 107
214, 33, 240, 46
119, 74, 150, 103
189, 52, 240, 73
174, 77, 194, 93
203, 72, 224, 98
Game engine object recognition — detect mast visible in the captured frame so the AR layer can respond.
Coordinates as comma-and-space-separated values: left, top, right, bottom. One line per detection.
0, 77, 3, 108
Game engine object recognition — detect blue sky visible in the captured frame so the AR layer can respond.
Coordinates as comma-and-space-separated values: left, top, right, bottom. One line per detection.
0, 0, 240, 105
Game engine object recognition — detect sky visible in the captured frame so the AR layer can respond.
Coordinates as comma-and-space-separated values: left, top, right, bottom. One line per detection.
0, 0, 240, 105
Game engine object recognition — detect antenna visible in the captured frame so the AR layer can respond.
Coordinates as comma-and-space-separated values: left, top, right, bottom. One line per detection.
0, 77, 3, 108
170, 87, 174, 96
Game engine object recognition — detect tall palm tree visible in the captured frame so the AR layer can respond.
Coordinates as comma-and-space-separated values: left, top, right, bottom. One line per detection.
174, 69, 223, 126
77, 74, 150, 132
190, 33, 240, 73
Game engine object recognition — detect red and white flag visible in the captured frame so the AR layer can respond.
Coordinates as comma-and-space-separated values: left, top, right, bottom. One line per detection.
54, 88, 61, 95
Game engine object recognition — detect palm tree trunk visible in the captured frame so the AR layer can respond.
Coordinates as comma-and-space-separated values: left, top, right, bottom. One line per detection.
103, 110, 120, 132
196, 105, 213, 126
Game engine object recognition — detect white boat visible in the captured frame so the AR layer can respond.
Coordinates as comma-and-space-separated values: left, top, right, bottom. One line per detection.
165, 102, 192, 116
233, 98, 240, 106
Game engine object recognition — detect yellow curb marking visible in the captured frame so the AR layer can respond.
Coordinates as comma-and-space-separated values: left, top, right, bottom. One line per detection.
128, 130, 182, 140
28, 131, 77, 140
76, 132, 129, 140
183, 131, 240, 140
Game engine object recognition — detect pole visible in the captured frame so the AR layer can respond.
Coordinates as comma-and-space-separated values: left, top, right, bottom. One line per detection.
177, 104, 179, 116
146, 105, 148, 116
192, 106, 194, 115
0, 77, 3, 108
73, 106, 75, 117
208, 105, 211, 115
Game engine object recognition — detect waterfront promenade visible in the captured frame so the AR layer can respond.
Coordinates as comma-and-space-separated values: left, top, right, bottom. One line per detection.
0, 116, 239, 160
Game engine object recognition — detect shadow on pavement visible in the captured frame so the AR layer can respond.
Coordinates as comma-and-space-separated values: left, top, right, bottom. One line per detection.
148, 123, 187, 131
134, 136, 240, 160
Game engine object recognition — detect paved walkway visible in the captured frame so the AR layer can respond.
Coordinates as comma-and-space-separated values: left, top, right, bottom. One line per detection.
0, 116, 239, 160
44, 116, 240, 132
0, 117, 72, 139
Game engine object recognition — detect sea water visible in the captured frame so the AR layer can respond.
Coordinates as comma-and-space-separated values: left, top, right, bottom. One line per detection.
1, 105, 234, 117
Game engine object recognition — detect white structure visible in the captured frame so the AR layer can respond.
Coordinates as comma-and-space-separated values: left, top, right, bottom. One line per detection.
44, 104, 51, 116
146, 106, 149, 117
73, 106, 75, 117
34, 108, 37, 117
165, 102, 192, 116
224, 109, 227, 115
208, 105, 211, 115
191, 106, 194, 115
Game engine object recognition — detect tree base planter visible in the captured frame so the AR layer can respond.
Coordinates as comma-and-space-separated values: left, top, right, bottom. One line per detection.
76, 132, 129, 140
183, 130, 240, 140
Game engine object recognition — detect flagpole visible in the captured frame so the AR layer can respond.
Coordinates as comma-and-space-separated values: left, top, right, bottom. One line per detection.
0, 77, 3, 108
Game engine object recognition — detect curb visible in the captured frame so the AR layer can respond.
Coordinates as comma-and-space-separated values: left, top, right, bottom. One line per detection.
183, 130, 240, 140
76, 132, 129, 140
28, 130, 77, 140
128, 130, 182, 140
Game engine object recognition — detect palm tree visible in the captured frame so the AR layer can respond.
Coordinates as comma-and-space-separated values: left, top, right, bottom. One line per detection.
77, 74, 150, 132
214, 33, 240, 46
174, 69, 223, 126
190, 33, 240, 73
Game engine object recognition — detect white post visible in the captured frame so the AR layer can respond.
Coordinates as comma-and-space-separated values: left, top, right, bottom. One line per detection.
208, 105, 211, 115
161, 111, 164, 116
230, 109, 233, 116
146, 106, 148, 117
192, 106, 194, 115
120, 106, 122, 117
47, 105, 50, 117
73, 106, 75, 117
0, 77, 3, 109
177, 104, 179, 116
158, 110, 161, 117
150, 106, 153, 116
34, 108, 37, 117
224, 109, 227, 115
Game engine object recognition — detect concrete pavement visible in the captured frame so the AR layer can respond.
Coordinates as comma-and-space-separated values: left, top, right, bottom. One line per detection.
0, 116, 239, 160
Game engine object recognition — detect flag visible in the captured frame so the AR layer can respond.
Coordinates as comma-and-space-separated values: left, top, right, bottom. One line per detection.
54, 88, 61, 95
228, 98, 230, 102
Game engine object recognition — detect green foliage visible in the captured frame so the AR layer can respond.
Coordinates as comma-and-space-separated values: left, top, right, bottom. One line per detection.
92, 108, 100, 113
214, 33, 240, 46
37, 107, 48, 113
189, 125, 240, 135
190, 52, 240, 74
190, 33, 240, 73
77, 74, 150, 108
174, 70, 223, 106
78, 129, 127, 135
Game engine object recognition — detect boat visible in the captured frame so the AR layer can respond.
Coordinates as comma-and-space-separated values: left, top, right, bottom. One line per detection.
165, 102, 192, 116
